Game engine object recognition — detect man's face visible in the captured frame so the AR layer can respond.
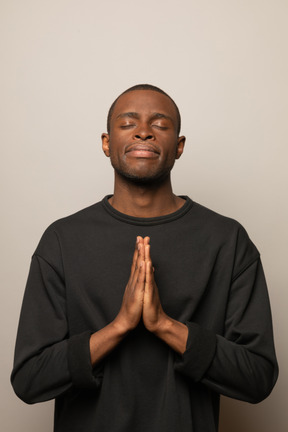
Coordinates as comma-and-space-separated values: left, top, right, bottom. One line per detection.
102, 90, 185, 184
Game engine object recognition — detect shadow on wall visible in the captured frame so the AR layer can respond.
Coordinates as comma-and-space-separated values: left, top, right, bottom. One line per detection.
219, 397, 255, 432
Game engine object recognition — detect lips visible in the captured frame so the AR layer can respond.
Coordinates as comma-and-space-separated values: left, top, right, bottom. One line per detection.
125, 143, 160, 158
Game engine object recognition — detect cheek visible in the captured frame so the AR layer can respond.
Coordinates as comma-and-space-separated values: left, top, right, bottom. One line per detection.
108, 142, 122, 157
164, 144, 179, 159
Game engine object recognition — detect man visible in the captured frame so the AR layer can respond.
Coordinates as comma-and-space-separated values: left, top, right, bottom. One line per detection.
11, 84, 278, 432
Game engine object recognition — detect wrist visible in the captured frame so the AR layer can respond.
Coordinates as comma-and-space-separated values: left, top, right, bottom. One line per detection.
150, 314, 172, 336
152, 316, 188, 355
112, 316, 134, 336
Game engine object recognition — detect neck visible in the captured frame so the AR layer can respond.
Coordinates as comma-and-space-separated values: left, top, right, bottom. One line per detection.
109, 172, 184, 218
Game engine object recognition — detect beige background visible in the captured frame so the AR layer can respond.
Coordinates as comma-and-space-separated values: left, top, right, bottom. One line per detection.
1, 1, 287, 431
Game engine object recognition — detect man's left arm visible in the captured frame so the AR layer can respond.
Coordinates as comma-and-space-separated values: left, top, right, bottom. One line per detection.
142, 240, 278, 404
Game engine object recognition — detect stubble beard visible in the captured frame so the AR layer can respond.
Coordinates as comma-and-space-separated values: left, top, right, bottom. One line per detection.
110, 157, 175, 186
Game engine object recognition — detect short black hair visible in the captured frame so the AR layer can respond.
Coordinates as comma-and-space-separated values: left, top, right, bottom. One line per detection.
107, 84, 181, 135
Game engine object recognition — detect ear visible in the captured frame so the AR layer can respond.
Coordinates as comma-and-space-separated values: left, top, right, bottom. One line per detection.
176, 135, 185, 159
101, 133, 110, 157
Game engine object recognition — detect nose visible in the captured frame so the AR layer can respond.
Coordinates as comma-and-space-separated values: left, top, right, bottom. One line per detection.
134, 123, 154, 141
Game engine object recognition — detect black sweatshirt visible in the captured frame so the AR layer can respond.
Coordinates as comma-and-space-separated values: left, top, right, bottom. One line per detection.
11, 196, 278, 432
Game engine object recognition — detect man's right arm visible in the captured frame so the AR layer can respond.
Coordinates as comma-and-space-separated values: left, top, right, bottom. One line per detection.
11, 235, 146, 403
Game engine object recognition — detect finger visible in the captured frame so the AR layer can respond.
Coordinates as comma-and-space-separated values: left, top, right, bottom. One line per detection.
138, 242, 145, 262
144, 244, 151, 262
130, 237, 144, 281
146, 260, 153, 282
144, 260, 154, 300
138, 239, 145, 261
131, 255, 145, 300
131, 243, 144, 286
144, 236, 150, 246
136, 259, 146, 288
130, 237, 140, 276
145, 257, 156, 287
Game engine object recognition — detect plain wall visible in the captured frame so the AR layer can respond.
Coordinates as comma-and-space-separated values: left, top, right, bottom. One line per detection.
1, 1, 287, 430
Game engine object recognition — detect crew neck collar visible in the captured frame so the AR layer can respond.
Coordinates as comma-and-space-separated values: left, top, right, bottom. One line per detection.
101, 195, 193, 226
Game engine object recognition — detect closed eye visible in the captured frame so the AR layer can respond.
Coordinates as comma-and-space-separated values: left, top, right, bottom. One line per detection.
120, 124, 136, 129
152, 124, 168, 130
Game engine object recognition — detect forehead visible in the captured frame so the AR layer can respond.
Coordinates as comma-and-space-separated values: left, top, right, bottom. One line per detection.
112, 90, 178, 121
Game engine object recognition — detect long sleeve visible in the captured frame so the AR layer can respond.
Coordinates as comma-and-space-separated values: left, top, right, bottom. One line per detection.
175, 257, 278, 403
11, 231, 102, 404
10, 197, 279, 431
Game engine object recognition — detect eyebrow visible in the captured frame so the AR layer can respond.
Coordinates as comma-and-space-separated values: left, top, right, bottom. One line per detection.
151, 112, 173, 122
116, 112, 140, 120
116, 112, 174, 122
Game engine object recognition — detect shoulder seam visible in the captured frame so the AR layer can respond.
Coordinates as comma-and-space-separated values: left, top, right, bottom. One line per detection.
33, 253, 65, 283
231, 255, 260, 283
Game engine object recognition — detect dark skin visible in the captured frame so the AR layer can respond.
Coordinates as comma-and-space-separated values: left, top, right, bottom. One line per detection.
102, 90, 185, 217
89, 90, 188, 366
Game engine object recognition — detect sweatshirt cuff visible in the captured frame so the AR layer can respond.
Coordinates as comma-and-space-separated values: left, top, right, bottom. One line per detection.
175, 322, 217, 382
67, 331, 103, 389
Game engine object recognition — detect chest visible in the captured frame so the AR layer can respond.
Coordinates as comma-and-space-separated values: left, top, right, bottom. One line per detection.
63, 224, 232, 331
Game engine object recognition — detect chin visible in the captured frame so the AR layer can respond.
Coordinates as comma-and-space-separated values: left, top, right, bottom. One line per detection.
111, 158, 175, 186
116, 168, 171, 186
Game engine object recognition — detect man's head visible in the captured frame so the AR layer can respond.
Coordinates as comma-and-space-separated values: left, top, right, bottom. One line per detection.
102, 84, 185, 184
107, 84, 181, 136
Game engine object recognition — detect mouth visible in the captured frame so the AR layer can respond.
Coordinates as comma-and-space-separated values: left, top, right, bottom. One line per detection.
125, 143, 160, 159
